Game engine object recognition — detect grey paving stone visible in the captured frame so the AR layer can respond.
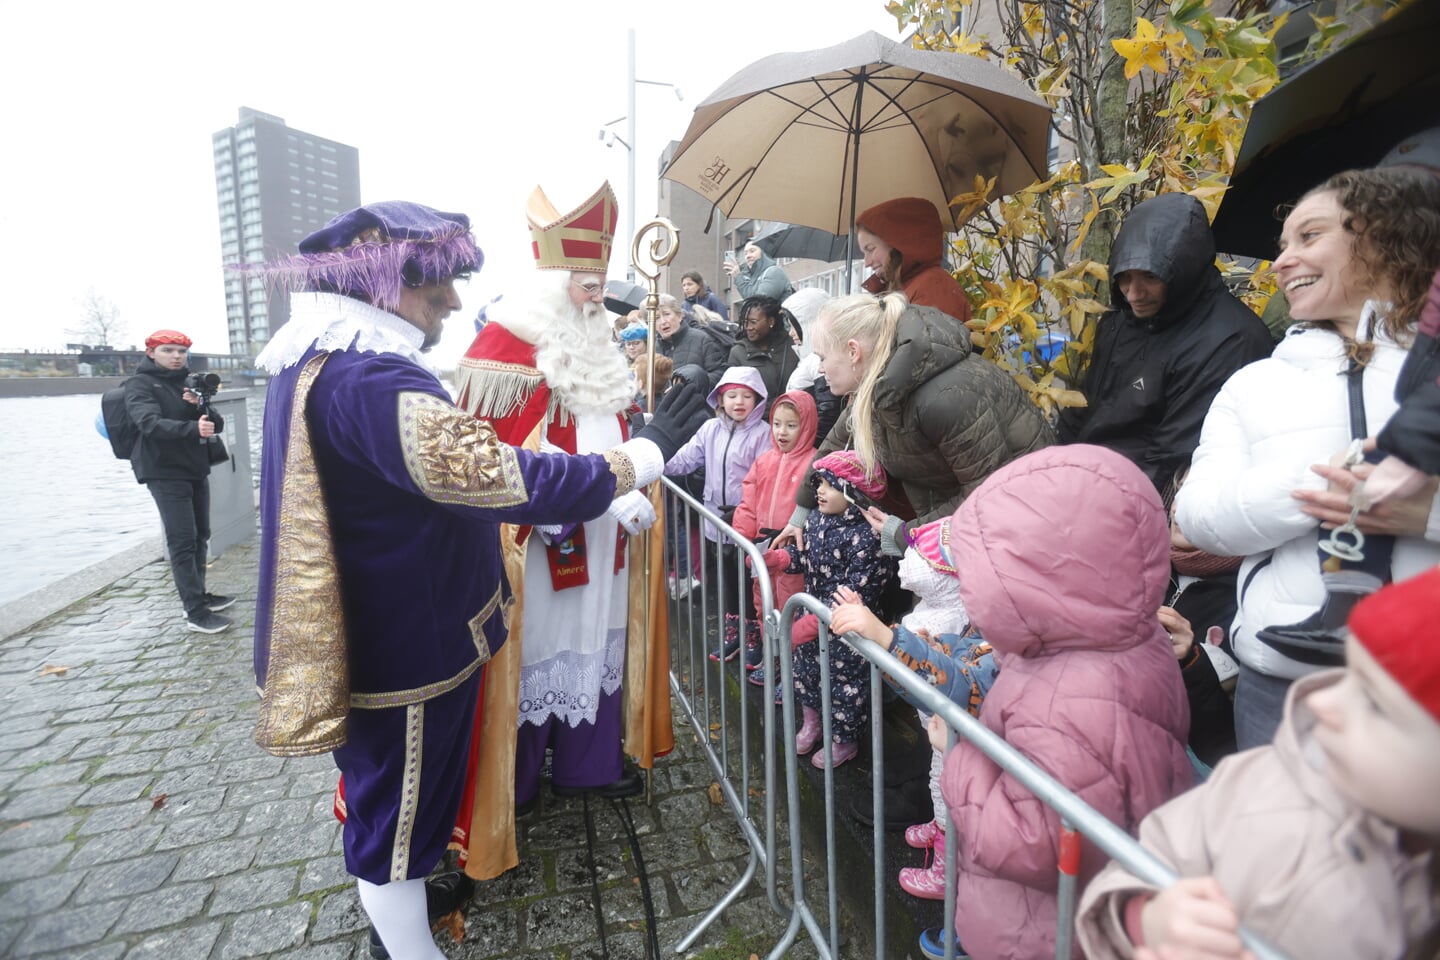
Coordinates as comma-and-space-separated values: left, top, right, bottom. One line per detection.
217, 757, 281, 785
134, 727, 205, 751
32, 942, 127, 960
218, 901, 312, 959
442, 906, 519, 958
237, 797, 316, 836
10, 760, 92, 791
0, 918, 19, 956
0, 841, 71, 883
77, 801, 153, 836
161, 743, 221, 769
74, 823, 164, 863
73, 852, 179, 905
170, 834, 263, 882
153, 786, 228, 821
255, 821, 340, 867
121, 920, 222, 960
77, 774, 155, 806
68, 734, 144, 761
470, 853, 547, 907
209, 865, 297, 916
553, 844, 629, 892
153, 811, 243, 852
150, 766, 218, 796
8, 897, 125, 956
225, 776, 290, 808
0, 727, 54, 752
0, 814, 81, 852
268, 942, 357, 960
699, 819, 750, 861
52, 705, 119, 725
0, 783, 87, 820
524, 893, 604, 950
91, 752, 165, 779
298, 854, 352, 895
0, 869, 85, 920
50, 719, 126, 744
110, 879, 213, 935
310, 887, 368, 941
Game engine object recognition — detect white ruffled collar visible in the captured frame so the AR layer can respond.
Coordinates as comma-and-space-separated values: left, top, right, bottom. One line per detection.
255, 292, 434, 374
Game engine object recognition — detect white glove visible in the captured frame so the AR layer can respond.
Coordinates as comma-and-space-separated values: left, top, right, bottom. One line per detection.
608, 489, 657, 535
535, 523, 563, 544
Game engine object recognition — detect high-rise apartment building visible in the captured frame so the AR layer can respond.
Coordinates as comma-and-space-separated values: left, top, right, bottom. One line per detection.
212, 107, 361, 357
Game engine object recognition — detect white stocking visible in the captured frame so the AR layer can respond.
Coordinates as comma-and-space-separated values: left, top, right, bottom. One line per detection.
356, 877, 445, 960
929, 745, 948, 829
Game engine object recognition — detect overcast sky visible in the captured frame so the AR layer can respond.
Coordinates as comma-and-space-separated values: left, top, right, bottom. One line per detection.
0, 0, 900, 370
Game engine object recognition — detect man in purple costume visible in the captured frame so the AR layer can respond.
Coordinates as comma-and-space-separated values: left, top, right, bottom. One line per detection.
249, 202, 703, 960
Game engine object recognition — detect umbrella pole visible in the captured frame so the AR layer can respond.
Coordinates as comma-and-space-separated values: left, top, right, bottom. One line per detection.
844, 71, 866, 292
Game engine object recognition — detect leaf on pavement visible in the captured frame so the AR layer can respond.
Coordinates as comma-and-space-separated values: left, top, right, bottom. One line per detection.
707, 782, 724, 805
433, 908, 465, 944
151, 794, 169, 810
38, 664, 70, 678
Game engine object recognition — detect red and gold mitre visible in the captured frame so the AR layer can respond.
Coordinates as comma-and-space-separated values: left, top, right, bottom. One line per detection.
527, 181, 618, 272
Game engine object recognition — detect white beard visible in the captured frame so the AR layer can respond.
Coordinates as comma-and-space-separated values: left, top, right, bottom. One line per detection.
488, 274, 635, 417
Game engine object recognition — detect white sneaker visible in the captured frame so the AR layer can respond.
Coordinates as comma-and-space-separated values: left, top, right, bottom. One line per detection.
669, 575, 697, 600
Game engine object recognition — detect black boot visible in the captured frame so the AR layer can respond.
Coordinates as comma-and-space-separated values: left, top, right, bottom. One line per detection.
1255, 573, 1381, 666
552, 762, 645, 800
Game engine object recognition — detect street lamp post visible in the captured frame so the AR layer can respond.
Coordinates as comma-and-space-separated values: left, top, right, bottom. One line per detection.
599, 28, 682, 282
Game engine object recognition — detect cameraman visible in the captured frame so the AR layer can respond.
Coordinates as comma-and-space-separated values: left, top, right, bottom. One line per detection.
124, 330, 233, 633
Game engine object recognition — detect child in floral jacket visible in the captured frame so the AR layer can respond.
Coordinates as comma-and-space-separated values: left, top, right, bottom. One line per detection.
763, 450, 896, 768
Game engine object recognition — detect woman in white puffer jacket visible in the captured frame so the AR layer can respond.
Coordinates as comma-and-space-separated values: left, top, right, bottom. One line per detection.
1177, 168, 1440, 749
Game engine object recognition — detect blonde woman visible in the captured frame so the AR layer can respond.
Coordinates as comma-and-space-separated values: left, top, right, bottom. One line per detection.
775, 293, 1052, 558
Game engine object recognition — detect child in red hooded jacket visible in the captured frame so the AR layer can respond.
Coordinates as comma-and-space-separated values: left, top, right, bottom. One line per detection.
731, 390, 820, 681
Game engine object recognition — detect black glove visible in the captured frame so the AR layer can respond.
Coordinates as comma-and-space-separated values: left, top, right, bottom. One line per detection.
637, 378, 709, 462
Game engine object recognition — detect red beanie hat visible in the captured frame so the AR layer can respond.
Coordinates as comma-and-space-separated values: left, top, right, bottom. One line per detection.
1347, 566, 1440, 723
145, 330, 193, 349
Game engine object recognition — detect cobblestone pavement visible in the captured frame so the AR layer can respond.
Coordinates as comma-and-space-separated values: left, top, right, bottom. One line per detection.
0, 539, 826, 960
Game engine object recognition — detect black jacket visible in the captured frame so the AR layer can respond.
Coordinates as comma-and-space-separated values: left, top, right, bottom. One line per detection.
1058, 194, 1273, 494
727, 322, 799, 412
1378, 269, 1440, 474
658, 321, 729, 392
124, 358, 224, 483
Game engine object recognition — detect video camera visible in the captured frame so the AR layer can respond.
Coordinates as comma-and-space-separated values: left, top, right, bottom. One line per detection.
186, 372, 222, 449
186, 372, 222, 401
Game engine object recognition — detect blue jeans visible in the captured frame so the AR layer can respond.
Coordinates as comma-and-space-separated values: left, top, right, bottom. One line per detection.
1233, 659, 1294, 750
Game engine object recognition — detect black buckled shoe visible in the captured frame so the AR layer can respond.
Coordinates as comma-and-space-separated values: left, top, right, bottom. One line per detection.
552, 764, 645, 800
367, 870, 475, 959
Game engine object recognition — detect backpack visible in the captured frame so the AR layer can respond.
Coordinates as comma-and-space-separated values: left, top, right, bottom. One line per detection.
698, 321, 737, 353
100, 382, 139, 460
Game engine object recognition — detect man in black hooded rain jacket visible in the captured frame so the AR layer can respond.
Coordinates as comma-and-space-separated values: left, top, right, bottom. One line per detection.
1058, 193, 1273, 495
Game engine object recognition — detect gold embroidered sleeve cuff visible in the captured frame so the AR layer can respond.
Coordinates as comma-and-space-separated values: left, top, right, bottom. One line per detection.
398, 391, 530, 507
603, 449, 637, 497
612, 437, 664, 492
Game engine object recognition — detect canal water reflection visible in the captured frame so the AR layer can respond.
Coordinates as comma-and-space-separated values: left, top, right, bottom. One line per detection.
0, 391, 266, 606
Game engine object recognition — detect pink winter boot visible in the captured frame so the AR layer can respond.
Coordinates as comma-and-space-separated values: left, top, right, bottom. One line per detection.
904, 819, 943, 850
795, 706, 821, 754
811, 739, 859, 769
898, 830, 948, 900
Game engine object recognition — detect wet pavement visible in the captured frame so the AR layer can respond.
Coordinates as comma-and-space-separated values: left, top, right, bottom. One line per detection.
0, 537, 827, 960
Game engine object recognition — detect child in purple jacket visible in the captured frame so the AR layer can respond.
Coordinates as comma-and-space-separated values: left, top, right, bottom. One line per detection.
664, 366, 772, 654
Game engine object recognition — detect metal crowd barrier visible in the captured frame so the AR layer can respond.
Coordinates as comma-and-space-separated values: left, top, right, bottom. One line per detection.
656, 478, 1288, 960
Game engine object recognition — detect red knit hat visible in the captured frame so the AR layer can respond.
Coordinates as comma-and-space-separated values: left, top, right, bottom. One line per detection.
1348, 566, 1440, 723
145, 330, 192, 349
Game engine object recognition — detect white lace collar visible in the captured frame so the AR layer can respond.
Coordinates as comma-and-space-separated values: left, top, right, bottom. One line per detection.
256, 292, 434, 374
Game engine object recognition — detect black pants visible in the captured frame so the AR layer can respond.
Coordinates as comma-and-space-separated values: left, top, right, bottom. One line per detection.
147, 478, 210, 617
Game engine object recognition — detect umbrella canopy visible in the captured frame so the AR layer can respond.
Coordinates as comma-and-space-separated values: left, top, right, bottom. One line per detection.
750, 221, 853, 263
662, 31, 1052, 239
604, 279, 648, 317
1211, 0, 1440, 258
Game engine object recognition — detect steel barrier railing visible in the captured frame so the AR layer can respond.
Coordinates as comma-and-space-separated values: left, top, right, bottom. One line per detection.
659, 477, 787, 951
656, 478, 1288, 960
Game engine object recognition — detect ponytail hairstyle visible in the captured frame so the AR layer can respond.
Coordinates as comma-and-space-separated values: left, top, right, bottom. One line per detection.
813, 292, 908, 473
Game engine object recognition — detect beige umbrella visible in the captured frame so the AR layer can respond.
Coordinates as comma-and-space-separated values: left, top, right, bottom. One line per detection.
662, 30, 1053, 243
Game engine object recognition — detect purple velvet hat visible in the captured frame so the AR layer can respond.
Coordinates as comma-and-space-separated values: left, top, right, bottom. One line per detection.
260, 201, 483, 311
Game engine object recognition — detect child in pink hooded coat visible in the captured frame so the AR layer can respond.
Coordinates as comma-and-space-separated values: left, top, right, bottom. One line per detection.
935, 444, 1193, 960
731, 389, 819, 677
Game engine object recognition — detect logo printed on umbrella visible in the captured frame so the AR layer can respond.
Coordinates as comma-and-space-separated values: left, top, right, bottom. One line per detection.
702, 156, 731, 190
